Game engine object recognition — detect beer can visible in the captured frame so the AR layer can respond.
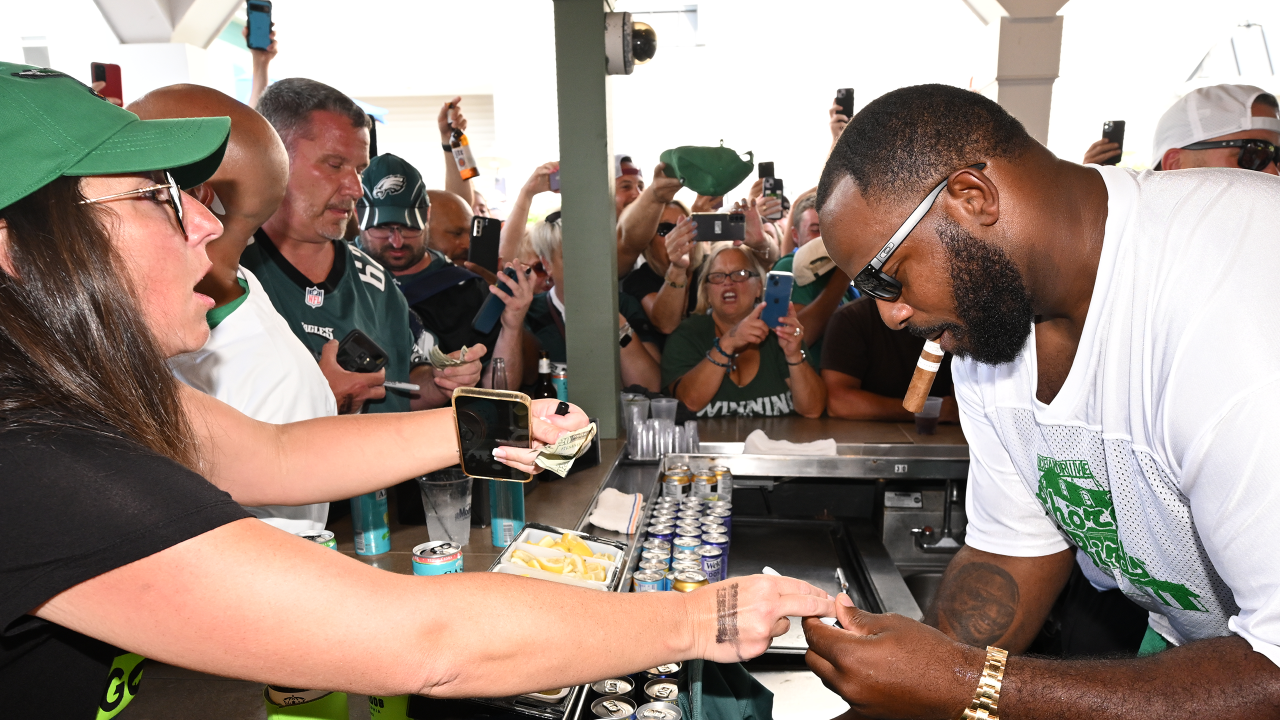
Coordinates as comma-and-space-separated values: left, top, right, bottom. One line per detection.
636, 702, 683, 720
641, 538, 672, 556
710, 466, 733, 499
294, 530, 337, 550
639, 560, 669, 576
676, 510, 701, 521
647, 524, 675, 542
701, 533, 729, 554
697, 545, 725, 583
590, 677, 635, 700
705, 508, 732, 534
699, 525, 722, 537
674, 527, 701, 543
670, 560, 701, 574
670, 570, 709, 592
641, 550, 671, 569
639, 662, 683, 680
632, 570, 665, 593
411, 541, 463, 576
661, 470, 692, 500
651, 509, 677, 522
707, 501, 732, 512
674, 518, 703, 531
551, 370, 569, 402
672, 547, 701, 561
590, 695, 637, 718
692, 472, 717, 498
671, 536, 701, 553
699, 515, 725, 528
667, 463, 691, 475
643, 679, 679, 704
352, 489, 391, 556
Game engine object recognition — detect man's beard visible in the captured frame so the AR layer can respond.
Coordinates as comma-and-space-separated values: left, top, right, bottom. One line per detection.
910, 218, 1034, 366
370, 242, 427, 272
315, 202, 355, 241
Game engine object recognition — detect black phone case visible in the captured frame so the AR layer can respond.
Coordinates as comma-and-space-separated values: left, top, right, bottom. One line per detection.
469, 217, 501, 274
836, 88, 855, 119
336, 329, 388, 373
1101, 120, 1125, 166
691, 213, 746, 242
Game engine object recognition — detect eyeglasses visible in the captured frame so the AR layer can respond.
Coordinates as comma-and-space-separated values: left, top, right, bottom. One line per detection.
1180, 138, 1279, 172
364, 225, 424, 241
852, 163, 986, 301
705, 269, 759, 285
79, 171, 186, 237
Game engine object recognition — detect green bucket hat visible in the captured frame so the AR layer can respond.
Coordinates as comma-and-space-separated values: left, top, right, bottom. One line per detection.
359, 153, 429, 230
0, 62, 231, 211
659, 143, 754, 197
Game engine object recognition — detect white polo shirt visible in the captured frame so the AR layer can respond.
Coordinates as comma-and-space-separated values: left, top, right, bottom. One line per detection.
957, 166, 1280, 666
170, 266, 338, 533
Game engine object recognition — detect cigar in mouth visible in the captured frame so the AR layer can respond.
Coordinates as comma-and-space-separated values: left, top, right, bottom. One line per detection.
903, 339, 944, 413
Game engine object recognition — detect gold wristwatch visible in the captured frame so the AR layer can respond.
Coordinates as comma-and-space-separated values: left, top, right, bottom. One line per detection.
959, 646, 1007, 720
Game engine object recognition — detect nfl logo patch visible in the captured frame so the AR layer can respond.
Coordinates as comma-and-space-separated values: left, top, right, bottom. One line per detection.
305, 287, 324, 308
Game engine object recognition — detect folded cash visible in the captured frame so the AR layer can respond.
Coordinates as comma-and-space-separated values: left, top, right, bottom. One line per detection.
429, 345, 469, 369
535, 423, 598, 477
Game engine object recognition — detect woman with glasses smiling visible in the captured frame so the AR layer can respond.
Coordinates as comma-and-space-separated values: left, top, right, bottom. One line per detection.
661, 244, 826, 418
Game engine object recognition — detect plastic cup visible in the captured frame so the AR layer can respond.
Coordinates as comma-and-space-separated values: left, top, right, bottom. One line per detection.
622, 397, 650, 442
650, 397, 679, 422
914, 396, 944, 435
418, 469, 472, 545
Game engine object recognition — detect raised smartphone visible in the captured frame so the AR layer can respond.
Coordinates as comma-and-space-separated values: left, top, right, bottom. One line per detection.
453, 388, 533, 482
336, 328, 388, 373
468, 216, 501, 274
90, 63, 121, 103
1101, 120, 1125, 166
246, 0, 273, 50
835, 88, 855, 119
761, 176, 784, 220
548, 169, 560, 192
758, 161, 775, 179
471, 266, 519, 334
691, 212, 745, 242
761, 271, 794, 328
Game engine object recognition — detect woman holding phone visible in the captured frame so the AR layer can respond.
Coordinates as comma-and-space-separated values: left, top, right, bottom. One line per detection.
0, 64, 834, 718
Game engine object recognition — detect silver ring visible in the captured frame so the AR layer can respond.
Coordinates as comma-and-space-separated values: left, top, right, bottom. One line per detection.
793, 327, 802, 337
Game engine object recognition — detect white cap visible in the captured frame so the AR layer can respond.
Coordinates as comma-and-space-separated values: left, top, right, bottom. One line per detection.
1152, 84, 1280, 168
615, 153, 642, 179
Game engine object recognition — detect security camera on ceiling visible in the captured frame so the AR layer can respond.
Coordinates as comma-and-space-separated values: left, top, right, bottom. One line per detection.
605, 12, 657, 75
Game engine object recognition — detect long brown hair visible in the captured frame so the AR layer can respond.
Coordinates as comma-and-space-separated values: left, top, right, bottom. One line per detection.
0, 176, 199, 469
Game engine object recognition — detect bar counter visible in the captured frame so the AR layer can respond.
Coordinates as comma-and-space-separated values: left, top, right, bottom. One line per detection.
124, 417, 965, 720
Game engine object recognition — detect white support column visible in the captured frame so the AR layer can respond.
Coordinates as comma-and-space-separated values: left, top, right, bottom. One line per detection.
993, 0, 1069, 144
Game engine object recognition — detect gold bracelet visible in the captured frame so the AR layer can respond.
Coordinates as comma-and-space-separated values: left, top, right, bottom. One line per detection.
959, 646, 1007, 720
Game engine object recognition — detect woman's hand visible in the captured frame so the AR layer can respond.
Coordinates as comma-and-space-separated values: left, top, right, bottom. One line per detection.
496, 262, 537, 330
686, 575, 836, 663
1083, 138, 1121, 165
721, 303, 769, 355
774, 302, 806, 362
692, 194, 723, 213
665, 217, 696, 271
492, 399, 590, 474
522, 161, 561, 197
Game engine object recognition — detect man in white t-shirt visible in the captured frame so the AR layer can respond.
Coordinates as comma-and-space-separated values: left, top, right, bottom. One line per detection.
805, 84, 1280, 718
131, 85, 360, 533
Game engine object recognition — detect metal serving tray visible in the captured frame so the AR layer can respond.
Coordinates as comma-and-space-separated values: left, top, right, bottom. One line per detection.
665, 443, 969, 481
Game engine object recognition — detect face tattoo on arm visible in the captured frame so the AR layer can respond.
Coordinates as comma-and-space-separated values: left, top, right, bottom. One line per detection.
716, 583, 741, 646
932, 562, 1021, 647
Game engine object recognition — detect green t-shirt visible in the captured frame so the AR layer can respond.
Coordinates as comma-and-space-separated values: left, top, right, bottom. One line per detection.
241, 230, 422, 414
205, 277, 250, 329
661, 314, 796, 418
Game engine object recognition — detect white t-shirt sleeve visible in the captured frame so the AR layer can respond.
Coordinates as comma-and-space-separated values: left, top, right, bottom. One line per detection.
954, 359, 1071, 558
1180, 378, 1280, 667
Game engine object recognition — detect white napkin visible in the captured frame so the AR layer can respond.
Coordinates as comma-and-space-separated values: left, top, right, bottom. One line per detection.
743, 429, 837, 456
792, 237, 836, 286
588, 488, 646, 534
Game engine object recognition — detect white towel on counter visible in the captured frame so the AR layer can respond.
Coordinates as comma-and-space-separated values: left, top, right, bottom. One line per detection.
588, 488, 646, 534
742, 429, 837, 456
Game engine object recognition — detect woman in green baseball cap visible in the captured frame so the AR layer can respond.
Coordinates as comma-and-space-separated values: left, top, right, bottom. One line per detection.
0, 63, 834, 719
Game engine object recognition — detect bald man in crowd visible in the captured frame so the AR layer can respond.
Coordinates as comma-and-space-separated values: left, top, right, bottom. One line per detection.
805, 83, 1280, 719
130, 85, 347, 533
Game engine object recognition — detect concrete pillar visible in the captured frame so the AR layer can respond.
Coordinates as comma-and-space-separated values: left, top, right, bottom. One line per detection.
994, 0, 1069, 144
553, 0, 622, 438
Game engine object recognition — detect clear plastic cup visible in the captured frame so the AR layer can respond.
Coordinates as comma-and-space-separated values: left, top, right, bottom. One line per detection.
622, 396, 650, 442
418, 469, 472, 545
650, 397, 679, 422
684, 420, 699, 453
914, 396, 944, 435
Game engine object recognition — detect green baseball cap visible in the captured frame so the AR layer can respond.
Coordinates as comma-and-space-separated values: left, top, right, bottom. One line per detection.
359, 153, 429, 230
659, 143, 754, 197
0, 62, 230, 211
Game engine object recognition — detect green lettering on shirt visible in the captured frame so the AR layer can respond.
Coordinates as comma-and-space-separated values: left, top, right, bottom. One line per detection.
1035, 454, 1205, 612
96, 652, 145, 720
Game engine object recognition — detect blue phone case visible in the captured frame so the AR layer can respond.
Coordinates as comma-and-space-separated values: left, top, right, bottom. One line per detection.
471, 267, 518, 334
761, 271, 793, 328
246, 1, 272, 50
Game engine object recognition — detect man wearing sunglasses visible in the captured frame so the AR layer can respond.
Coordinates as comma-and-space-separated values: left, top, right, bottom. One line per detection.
805, 83, 1280, 719
1153, 84, 1279, 174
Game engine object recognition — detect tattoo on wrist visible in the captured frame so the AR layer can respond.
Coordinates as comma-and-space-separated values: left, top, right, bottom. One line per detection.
716, 583, 740, 645
936, 563, 1020, 647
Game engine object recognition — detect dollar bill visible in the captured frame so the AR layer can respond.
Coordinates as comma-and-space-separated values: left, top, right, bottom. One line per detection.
534, 423, 598, 477
428, 345, 469, 369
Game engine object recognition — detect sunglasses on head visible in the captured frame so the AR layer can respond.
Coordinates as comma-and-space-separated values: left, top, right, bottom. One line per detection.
1181, 138, 1279, 172
852, 163, 986, 301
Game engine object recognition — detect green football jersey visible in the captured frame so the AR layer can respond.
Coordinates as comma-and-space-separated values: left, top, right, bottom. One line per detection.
242, 229, 423, 414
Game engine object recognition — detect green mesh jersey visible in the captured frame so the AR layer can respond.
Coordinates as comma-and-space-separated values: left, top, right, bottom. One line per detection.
242, 229, 423, 414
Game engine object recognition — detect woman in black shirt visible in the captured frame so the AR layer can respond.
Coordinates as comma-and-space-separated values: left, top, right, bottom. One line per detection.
0, 63, 832, 718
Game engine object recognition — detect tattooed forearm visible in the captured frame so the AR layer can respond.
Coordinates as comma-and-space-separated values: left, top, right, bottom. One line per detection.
934, 562, 1019, 647
716, 583, 740, 644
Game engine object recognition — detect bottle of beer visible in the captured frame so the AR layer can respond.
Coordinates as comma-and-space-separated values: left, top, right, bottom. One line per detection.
448, 105, 480, 181
532, 352, 557, 399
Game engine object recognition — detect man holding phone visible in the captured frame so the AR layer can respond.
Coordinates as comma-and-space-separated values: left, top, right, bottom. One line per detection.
358, 154, 533, 390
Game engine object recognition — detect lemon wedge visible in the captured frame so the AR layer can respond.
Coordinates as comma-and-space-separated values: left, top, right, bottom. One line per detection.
537, 555, 566, 574
537, 536, 557, 548
563, 534, 593, 557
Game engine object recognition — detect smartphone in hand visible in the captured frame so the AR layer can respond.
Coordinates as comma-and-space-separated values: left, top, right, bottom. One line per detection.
1101, 120, 1125, 166
471, 266, 521, 334
549, 169, 561, 192
90, 63, 121, 103
761, 177, 784, 221
453, 388, 533, 482
761, 271, 794, 328
469, 216, 501, 274
246, 0, 273, 50
835, 88, 855, 119
691, 212, 746, 242
336, 328, 389, 373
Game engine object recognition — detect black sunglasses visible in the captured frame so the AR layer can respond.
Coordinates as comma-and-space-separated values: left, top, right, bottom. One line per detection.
1180, 138, 1279, 172
853, 163, 986, 301
656, 221, 677, 236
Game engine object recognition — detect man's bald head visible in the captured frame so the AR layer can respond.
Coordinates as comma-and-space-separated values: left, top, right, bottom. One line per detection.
426, 189, 473, 265
129, 84, 289, 248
